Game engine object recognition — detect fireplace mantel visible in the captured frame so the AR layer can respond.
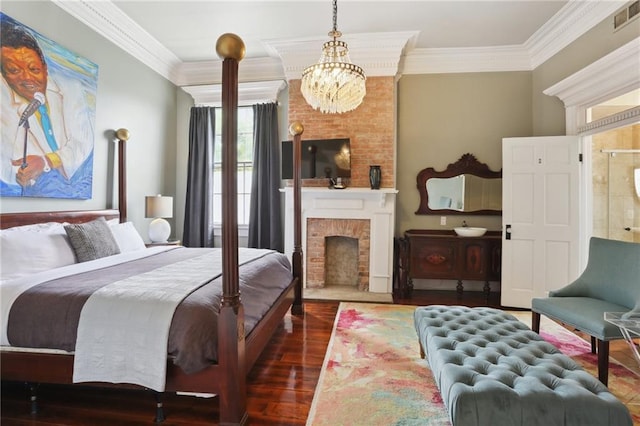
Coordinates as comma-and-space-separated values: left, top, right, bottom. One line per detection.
282, 187, 398, 294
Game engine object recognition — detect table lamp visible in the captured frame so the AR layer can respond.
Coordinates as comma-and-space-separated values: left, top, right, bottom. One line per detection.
145, 195, 173, 243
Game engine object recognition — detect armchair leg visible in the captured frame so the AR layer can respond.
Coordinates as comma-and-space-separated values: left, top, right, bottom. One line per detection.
532, 312, 541, 333
597, 339, 609, 386
590, 336, 596, 354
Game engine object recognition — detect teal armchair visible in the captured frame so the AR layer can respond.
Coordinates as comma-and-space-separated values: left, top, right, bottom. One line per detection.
531, 237, 640, 386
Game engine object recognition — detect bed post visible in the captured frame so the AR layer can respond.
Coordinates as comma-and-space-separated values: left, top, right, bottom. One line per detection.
115, 128, 130, 223
289, 122, 304, 315
216, 33, 248, 426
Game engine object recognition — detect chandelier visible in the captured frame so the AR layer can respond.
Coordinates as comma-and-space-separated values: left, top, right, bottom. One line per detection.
301, 0, 366, 114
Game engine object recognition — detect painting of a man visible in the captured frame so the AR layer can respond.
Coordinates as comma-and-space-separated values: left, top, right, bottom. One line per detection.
0, 13, 98, 199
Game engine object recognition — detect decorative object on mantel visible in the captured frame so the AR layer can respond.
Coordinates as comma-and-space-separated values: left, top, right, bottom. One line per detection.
329, 177, 346, 189
369, 165, 381, 189
300, 0, 366, 114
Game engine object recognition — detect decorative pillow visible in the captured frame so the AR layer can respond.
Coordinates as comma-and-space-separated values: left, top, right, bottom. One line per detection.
109, 221, 146, 252
64, 217, 121, 262
0, 222, 76, 281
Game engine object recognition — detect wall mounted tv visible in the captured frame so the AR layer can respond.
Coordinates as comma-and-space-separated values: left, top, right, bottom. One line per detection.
281, 138, 351, 179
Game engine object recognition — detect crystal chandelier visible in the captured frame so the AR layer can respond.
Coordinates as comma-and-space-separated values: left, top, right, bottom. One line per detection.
301, 0, 366, 114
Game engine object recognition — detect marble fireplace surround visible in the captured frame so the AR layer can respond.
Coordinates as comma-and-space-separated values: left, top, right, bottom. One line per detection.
283, 187, 398, 294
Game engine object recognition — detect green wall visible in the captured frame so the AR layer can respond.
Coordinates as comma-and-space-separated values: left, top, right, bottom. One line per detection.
0, 1, 179, 241
396, 72, 532, 235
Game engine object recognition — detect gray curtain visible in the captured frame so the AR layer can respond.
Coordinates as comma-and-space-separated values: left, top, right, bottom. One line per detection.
183, 107, 215, 247
248, 103, 283, 251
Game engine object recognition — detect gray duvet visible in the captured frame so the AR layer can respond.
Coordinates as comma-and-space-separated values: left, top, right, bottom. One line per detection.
6, 247, 293, 373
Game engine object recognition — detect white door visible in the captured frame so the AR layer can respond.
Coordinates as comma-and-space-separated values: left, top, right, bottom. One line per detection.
501, 136, 581, 308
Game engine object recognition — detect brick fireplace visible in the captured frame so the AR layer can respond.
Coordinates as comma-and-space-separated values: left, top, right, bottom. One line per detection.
306, 218, 370, 290
283, 187, 397, 294
281, 56, 403, 295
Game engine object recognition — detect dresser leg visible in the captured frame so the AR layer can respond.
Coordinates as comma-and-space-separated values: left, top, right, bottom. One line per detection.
483, 281, 491, 299
456, 280, 464, 296
405, 278, 414, 298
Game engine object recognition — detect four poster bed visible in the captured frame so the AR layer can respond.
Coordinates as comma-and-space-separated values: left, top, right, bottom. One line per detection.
0, 34, 304, 425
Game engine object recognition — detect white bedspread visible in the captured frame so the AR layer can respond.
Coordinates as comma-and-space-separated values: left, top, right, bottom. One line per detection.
72, 248, 272, 392
0, 246, 172, 346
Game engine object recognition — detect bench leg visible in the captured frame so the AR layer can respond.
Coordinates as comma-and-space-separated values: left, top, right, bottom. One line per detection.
532, 312, 541, 333
597, 339, 609, 386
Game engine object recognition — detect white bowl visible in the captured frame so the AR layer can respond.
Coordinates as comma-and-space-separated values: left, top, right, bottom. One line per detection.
454, 227, 487, 237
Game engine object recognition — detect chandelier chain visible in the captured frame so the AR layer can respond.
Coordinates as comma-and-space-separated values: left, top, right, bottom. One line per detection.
332, 0, 338, 34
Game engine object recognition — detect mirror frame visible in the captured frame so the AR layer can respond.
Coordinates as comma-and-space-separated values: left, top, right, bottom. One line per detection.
415, 153, 502, 215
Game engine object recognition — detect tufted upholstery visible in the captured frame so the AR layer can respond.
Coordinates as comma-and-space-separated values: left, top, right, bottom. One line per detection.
414, 305, 632, 426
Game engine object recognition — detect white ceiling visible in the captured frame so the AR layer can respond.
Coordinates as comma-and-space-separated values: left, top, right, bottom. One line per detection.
112, 0, 566, 61
52, 0, 629, 86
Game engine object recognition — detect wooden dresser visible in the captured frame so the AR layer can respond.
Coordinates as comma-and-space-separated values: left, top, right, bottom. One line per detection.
396, 229, 501, 298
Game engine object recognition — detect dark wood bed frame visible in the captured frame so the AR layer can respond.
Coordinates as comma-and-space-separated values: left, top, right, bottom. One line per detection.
0, 35, 304, 426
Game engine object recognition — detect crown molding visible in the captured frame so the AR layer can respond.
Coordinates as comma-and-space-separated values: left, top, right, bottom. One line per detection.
402, 0, 625, 75
175, 57, 285, 87
543, 37, 640, 109
525, 0, 627, 69
182, 80, 287, 106
263, 31, 419, 80
52, 0, 182, 82
52, 0, 626, 84
401, 45, 532, 74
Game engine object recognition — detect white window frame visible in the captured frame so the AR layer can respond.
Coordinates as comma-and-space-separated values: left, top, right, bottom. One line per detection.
212, 106, 254, 229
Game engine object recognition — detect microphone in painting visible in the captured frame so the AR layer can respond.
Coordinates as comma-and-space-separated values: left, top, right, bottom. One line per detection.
18, 92, 45, 127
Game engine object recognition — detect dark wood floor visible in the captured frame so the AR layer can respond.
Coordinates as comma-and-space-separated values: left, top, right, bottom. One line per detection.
1, 290, 637, 425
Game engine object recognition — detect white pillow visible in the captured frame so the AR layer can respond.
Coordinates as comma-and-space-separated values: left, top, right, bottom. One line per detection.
1, 221, 65, 234
0, 223, 76, 281
109, 221, 146, 252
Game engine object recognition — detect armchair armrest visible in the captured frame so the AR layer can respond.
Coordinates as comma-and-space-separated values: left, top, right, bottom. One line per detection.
548, 277, 588, 297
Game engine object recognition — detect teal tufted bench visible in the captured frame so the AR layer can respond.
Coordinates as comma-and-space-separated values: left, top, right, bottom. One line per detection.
414, 305, 632, 426
532, 237, 640, 386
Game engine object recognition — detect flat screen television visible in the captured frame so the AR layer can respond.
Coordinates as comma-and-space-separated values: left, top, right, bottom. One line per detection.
281, 138, 351, 179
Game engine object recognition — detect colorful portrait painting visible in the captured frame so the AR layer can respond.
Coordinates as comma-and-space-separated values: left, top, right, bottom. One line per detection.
0, 13, 98, 199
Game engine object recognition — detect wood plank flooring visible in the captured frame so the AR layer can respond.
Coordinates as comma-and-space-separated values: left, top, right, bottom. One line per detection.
1, 290, 637, 425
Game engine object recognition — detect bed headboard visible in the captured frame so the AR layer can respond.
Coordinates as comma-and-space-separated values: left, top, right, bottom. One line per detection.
0, 209, 120, 230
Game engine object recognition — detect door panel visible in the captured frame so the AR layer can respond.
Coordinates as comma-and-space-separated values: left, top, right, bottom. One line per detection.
545, 173, 571, 225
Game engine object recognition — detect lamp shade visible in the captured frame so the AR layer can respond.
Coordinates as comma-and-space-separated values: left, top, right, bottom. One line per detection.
145, 195, 173, 219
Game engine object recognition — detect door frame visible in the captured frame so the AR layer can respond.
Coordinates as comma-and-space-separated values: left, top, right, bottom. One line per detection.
543, 38, 640, 269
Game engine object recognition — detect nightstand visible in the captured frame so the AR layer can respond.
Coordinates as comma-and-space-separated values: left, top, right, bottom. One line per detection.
146, 239, 181, 247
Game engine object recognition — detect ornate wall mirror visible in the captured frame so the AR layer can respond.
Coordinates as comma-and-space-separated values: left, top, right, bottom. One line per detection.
416, 153, 502, 215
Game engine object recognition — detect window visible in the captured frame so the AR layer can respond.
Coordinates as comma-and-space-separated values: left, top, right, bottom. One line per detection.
212, 106, 254, 226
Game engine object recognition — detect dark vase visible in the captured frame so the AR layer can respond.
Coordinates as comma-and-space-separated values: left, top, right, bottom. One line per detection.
369, 165, 381, 189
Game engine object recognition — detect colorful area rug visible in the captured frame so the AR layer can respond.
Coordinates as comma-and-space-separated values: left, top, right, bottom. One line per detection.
306, 303, 640, 426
